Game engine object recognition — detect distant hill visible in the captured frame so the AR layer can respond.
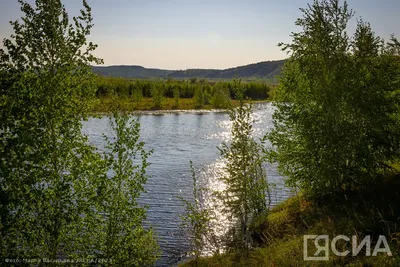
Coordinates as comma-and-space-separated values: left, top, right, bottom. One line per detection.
91, 65, 173, 78
92, 60, 285, 79
169, 60, 285, 79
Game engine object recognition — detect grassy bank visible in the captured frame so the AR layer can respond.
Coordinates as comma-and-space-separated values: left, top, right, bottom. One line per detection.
92, 97, 269, 112
180, 166, 400, 267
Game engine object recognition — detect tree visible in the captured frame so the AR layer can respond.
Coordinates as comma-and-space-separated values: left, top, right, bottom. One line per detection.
218, 79, 269, 254
178, 161, 214, 266
268, 0, 400, 195
0, 0, 160, 264
0, 0, 104, 260
387, 34, 400, 55
150, 82, 165, 109
96, 110, 160, 266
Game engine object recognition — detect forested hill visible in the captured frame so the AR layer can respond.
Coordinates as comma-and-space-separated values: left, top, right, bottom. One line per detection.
168, 60, 285, 79
90, 65, 173, 78
91, 60, 285, 79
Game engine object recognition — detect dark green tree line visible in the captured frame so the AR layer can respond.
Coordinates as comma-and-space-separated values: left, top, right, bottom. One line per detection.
94, 76, 273, 108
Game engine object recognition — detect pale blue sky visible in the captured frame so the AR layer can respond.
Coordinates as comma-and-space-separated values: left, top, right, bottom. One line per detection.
0, 0, 399, 69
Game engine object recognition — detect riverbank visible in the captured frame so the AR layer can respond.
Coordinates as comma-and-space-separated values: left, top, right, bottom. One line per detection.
92, 97, 270, 113
180, 163, 400, 266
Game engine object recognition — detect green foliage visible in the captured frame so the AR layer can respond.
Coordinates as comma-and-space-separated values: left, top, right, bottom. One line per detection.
218, 79, 270, 253
178, 162, 215, 265
269, 0, 400, 195
211, 84, 231, 109
203, 84, 212, 105
242, 82, 271, 100
0, 0, 103, 260
150, 82, 165, 108
181, 169, 400, 266
172, 84, 180, 107
0, 0, 159, 265
94, 77, 272, 103
131, 82, 143, 105
193, 86, 205, 108
96, 111, 160, 266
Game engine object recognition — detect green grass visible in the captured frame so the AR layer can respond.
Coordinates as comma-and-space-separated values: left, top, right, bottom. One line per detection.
180, 166, 400, 267
92, 97, 269, 113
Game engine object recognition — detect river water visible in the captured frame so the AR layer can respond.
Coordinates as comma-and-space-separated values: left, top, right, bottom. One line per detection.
82, 102, 292, 266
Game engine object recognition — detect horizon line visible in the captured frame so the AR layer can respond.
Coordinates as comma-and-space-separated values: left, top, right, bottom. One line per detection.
93, 58, 287, 70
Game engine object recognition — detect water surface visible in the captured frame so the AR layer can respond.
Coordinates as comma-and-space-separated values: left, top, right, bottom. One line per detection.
82, 102, 292, 266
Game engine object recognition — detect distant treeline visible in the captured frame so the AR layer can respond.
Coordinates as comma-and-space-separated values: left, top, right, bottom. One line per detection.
96, 76, 273, 101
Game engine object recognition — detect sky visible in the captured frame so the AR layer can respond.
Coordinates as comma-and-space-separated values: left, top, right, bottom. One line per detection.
0, 0, 399, 69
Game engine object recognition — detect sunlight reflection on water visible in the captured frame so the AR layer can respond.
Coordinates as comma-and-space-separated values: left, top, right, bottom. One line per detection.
82, 103, 293, 266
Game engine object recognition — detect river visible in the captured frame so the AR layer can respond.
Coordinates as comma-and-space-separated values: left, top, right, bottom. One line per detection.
82, 102, 292, 266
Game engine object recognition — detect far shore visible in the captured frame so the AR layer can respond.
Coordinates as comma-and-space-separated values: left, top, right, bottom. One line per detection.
91, 97, 271, 115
